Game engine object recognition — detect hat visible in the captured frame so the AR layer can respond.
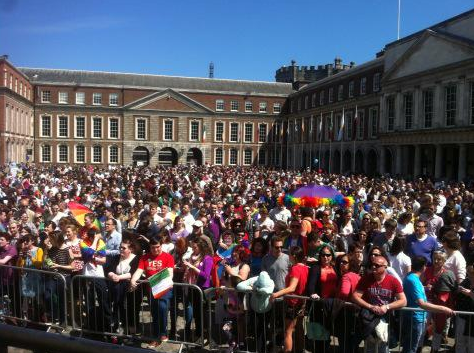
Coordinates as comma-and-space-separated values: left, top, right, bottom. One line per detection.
193, 220, 203, 228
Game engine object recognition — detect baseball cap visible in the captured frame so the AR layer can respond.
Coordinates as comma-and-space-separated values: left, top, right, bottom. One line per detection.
193, 220, 203, 228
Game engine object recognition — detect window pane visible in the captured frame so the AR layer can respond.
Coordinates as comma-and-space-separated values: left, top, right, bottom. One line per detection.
42, 116, 51, 136
93, 146, 102, 163
93, 93, 102, 105
259, 124, 267, 142
93, 118, 102, 138
42, 145, 51, 162
136, 119, 146, 139
423, 89, 434, 128
164, 120, 173, 140
58, 116, 68, 137
245, 101, 253, 112
445, 85, 456, 126
215, 122, 224, 142
404, 92, 413, 129
215, 148, 223, 165
76, 145, 85, 163
244, 123, 253, 142
76, 117, 85, 137
109, 118, 119, 138
230, 123, 239, 142
109, 146, 118, 163
58, 145, 68, 162
76, 92, 85, 105
190, 121, 199, 140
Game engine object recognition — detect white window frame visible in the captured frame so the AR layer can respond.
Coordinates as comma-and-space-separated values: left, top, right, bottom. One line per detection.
74, 116, 86, 138
40, 115, 51, 137
92, 93, 102, 105
163, 119, 174, 141
135, 117, 148, 140
108, 145, 119, 164
41, 90, 51, 103
258, 123, 267, 143
109, 93, 119, 106
189, 120, 200, 142
244, 122, 253, 143
243, 149, 253, 165
74, 144, 86, 163
273, 102, 281, 114
108, 117, 120, 139
214, 148, 224, 165
360, 77, 367, 95
57, 115, 69, 138
229, 149, 238, 165
259, 102, 267, 113
214, 121, 224, 142
92, 116, 103, 139
423, 88, 434, 128
373, 73, 381, 92
57, 144, 69, 163
91, 145, 103, 164
386, 96, 395, 132
403, 91, 414, 130
41, 145, 51, 163
75, 92, 85, 105
58, 91, 68, 104
245, 101, 253, 113
445, 85, 457, 126
230, 100, 239, 112
230, 122, 239, 143
216, 99, 224, 112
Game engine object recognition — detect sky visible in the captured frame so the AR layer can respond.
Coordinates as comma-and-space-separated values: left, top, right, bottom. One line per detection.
0, 0, 473, 82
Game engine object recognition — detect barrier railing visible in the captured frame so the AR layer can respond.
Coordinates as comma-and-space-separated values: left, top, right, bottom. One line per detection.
0, 264, 68, 331
70, 275, 205, 348
2, 262, 474, 353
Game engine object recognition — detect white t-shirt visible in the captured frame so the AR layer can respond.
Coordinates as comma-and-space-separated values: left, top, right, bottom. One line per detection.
388, 252, 412, 280
444, 250, 466, 283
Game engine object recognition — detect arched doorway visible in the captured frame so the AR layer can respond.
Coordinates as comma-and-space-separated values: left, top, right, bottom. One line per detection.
187, 148, 203, 166
333, 150, 341, 174
367, 149, 378, 176
158, 147, 178, 166
355, 150, 364, 174
132, 146, 150, 167
384, 148, 393, 175
343, 150, 351, 174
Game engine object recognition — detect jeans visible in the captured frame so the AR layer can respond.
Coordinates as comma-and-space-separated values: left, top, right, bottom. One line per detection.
150, 290, 172, 338
44, 276, 68, 324
401, 317, 425, 353
86, 278, 112, 332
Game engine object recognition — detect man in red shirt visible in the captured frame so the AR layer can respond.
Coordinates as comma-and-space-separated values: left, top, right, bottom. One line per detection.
131, 237, 174, 348
352, 256, 407, 353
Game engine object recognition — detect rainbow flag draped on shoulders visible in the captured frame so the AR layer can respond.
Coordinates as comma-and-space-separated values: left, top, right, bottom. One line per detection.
80, 238, 106, 264
149, 268, 173, 299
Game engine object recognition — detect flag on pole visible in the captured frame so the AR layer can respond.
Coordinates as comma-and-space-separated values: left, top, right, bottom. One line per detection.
202, 125, 207, 143
329, 112, 334, 141
318, 114, 323, 140
353, 106, 358, 140
149, 268, 173, 299
337, 109, 345, 141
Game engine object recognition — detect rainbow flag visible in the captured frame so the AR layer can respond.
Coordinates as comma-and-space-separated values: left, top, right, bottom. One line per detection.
149, 269, 173, 299
68, 201, 101, 229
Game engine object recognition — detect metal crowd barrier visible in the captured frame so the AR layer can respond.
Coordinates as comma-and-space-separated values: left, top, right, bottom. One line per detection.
70, 275, 205, 349
0, 264, 68, 332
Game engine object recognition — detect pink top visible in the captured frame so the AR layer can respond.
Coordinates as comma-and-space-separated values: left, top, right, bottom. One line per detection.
337, 271, 361, 301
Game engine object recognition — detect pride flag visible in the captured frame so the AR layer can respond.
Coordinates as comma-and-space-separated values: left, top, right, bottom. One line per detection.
149, 269, 173, 299
68, 201, 101, 229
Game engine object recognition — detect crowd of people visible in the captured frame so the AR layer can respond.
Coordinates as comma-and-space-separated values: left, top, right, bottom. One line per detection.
1, 164, 474, 353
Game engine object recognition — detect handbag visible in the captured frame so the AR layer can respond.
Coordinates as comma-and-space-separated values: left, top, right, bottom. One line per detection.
305, 301, 330, 341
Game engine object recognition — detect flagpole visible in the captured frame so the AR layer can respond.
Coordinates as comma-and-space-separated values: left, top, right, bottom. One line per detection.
239, 123, 243, 166
329, 111, 333, 174
340, 108, 344, 173
279, 122, 283, 168
397, 0, 401, 40
293, 118, 297, 170
353, 105, 357, 173
286, 120, 289, 169
319, 113, 322, 171
273, 122, 276, 167
309, 115, 313, 170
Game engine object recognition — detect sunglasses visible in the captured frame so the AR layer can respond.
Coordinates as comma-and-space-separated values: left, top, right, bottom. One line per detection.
340, 260, 349, 265
273, 246, 283, 250
321, 253, 332, 257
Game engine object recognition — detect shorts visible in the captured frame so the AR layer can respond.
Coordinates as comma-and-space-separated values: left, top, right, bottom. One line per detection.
285, 304, 305, 320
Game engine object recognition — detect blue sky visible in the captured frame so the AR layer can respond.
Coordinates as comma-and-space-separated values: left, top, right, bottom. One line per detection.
1, 0, 472, 81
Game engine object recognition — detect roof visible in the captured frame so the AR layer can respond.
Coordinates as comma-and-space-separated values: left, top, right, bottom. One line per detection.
385, 7, 474, 49
18, 67, 294, 96
290, 56, 384, 96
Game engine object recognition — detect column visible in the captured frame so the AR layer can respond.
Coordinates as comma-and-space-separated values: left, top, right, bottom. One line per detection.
395, 145, 403, 175
458, 143, 467, 181
435, 144, 443, 178
379, 147, 386, 175
414, 145, 421, 178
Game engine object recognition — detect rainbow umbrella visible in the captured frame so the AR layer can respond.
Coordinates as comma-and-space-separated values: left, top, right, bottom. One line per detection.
278, 184, 354, 209
68, 201, 101, 229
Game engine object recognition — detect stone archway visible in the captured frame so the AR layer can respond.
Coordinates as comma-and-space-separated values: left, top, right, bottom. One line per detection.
158, 147, 178, 166
132, 146, 150, 167
343, 150, 352, 174
355, 150, 364, 174
367, 149, 378, 177
187, 148, 203, 166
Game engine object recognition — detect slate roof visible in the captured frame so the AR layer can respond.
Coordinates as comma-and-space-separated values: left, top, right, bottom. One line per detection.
18, 67, 294, 96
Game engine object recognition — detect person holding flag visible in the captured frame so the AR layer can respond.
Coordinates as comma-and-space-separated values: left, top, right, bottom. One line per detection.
130, 236, 174, 348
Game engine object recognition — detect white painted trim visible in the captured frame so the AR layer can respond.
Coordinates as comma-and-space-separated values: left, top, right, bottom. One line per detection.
228, 148, 238, 165
92, 92, 103, 106
109, 93, 119, 106
58, 91, 68, 104
91, 116, 104, 139
91, 145, 103, 164
214, 120, 225, 143
213, 147, 224, 165
75, 91, 85, 105
56, 144, 69, 163
40, 115, 52, 137
188, 119, 201, 142
56, 114, 69, 138
108, 116, 120, 139
258, 122, 268, 143
108, 145, 120, 164
74, 144, 86, 163
134, 117, 148, 140
243, 149, 253, 165
74, 115, 86, 138
243, 121, 254, 143
162, 118, 174, 141
229, 122, 239, 143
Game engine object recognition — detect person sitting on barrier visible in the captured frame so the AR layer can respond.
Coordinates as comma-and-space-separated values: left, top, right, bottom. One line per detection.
270, 246, 308, 353
130, 236, 174, 348
43, 230, 73, 325
455, 264, 474, 353
80, 228, 112, 334
182, 237, 213, 340
402, 256, 454, 353
107, 237, 140, 338
352, 254, 407, 353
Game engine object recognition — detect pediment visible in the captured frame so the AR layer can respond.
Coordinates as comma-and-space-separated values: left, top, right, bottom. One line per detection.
383, 30, 474, 82
124, 89, 213, 113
